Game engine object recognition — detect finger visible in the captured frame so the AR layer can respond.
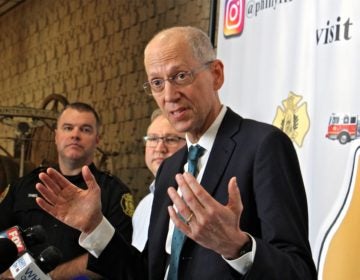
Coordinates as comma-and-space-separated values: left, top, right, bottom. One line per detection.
180, 172, 217, 213
35, 194, 56, 217
175, 174, 203, 218
46, 168, 73, 190
167, 186, 190, 221
168, 205, 191, 236
36, 196, 54, 214
38, 171, 62, 194
227, 177, 242, 212
35, 181, 59, 206
82, 165, 100, 192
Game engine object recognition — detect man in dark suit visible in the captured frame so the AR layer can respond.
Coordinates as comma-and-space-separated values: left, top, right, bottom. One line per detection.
35, 26, 317, 279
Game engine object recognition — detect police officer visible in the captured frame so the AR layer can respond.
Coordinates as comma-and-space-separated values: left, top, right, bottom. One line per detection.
0, 102, 134, 279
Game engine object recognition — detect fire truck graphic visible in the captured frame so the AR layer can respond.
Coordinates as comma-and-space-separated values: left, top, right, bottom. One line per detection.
326, 113, 360, 144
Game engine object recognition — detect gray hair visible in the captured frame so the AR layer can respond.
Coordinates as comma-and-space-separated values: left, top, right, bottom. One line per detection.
147, 26, 216, 64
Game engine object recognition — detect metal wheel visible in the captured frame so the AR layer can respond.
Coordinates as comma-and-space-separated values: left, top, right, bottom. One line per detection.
338, 132, 350, 145
41, 93, 69, 111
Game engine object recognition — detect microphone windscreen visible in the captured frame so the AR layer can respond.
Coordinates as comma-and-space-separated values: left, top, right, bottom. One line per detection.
23, 225, 47, 246
37, 246, 63, 274
0, 238, 18, 273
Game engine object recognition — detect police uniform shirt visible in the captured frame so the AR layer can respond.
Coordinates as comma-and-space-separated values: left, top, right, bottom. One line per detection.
0, 163, 134, 263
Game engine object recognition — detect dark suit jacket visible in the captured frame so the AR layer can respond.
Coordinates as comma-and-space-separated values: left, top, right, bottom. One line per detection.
88, 108, 317, 280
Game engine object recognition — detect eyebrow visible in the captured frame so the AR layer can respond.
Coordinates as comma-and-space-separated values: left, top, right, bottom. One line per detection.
147, 133, 183, 137
62, 123, 94, 129
148, 64, 189, 78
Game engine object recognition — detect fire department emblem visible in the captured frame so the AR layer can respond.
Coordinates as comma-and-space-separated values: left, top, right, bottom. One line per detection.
273, 92, 310, 147
120, 193, 135, 217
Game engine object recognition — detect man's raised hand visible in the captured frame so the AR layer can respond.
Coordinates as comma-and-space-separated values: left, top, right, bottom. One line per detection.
36, 165, 103, 234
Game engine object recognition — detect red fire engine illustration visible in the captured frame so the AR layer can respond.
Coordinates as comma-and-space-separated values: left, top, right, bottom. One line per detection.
326, 113, 360, 144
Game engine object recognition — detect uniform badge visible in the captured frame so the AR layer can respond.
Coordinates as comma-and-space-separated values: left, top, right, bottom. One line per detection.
120, 193, 135, 217
273, 91, 310, 147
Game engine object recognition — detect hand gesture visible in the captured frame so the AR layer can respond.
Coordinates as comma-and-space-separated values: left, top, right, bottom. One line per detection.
167, 173, 249, 259
35, 166, 103, 234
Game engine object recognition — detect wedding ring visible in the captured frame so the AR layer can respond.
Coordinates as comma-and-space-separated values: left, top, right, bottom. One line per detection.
185, 212, 194, 225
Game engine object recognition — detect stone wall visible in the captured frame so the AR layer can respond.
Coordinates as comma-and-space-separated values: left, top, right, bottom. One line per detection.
0, 0, 213, 203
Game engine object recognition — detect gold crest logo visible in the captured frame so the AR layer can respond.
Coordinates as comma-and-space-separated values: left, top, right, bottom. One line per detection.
273, 91, 310, 147
120, 193, 135, 217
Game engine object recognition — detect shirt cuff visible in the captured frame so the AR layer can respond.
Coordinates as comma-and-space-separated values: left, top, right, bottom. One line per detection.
222, 235, 256, 275
79, 216, 115, 258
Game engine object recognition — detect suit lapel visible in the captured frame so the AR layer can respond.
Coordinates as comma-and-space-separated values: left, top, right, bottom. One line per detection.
181, 109, 242, 258
200, 109, 241, 196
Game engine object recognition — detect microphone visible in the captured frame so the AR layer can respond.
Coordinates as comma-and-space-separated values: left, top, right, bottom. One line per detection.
22, 225, 47, 247
9, 246, 62, 280
0, 238, 18, 273
0, 225, 47, 254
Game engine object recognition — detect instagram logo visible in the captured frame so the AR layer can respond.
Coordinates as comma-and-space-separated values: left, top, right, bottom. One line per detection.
224, 0, 245, 37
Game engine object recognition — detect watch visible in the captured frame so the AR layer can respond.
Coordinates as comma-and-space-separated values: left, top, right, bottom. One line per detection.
239, 238, 252, 257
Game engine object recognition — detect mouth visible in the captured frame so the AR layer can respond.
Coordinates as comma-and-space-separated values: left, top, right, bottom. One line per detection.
169, 107, 187, 120
66, 143, 83, 149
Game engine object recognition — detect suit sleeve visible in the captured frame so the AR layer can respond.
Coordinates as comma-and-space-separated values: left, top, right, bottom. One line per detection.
245, 129, 316, 279
87, 231, 148, 280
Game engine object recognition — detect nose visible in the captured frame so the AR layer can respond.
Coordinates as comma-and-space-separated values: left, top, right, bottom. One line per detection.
154, 139, 168, 152
163, 81, 180, 102
70, 127, 81, 139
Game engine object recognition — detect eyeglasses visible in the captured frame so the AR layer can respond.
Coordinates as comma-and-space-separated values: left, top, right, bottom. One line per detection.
143, 61, 214, 96
143, 135, 186, 147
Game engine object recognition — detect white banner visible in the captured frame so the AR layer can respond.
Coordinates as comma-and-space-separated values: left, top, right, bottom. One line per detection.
217, 0, 360, 278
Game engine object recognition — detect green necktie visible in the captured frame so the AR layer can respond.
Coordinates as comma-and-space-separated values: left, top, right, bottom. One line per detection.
167, 145, 205, 280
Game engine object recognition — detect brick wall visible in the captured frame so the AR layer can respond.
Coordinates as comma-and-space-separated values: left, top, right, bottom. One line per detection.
0, 0, 213, 203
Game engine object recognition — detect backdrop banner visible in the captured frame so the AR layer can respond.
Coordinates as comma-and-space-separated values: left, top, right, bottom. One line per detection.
217, 1, 360, 279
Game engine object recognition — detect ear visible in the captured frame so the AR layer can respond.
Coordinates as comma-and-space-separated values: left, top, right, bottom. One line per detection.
211, 59, 224, 91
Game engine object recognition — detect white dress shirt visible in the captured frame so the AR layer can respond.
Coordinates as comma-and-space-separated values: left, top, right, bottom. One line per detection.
131, 181, 155, 251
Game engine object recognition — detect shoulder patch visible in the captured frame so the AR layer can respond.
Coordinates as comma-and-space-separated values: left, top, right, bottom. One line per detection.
120, 193, 135, 217
0, 185, 10, 204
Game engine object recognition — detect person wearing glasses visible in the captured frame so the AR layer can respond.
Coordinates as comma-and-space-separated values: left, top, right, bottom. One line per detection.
35, 26, 316, 279
132, 108, 185, 252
